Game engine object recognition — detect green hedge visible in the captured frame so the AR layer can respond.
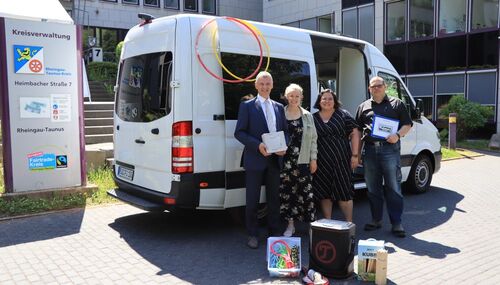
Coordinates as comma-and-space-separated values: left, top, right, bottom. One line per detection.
86, 61, 118, 82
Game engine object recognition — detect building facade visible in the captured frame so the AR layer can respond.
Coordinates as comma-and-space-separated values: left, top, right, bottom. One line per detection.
59, 0, 262, 60
264, 0, 500, 133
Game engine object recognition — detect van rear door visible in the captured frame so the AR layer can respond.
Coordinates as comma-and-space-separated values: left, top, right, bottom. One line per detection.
114, 22, 176, 194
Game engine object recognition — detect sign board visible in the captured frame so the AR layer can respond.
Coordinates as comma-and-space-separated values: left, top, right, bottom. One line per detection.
91, 47, 103, 62
1, 18, 83, 192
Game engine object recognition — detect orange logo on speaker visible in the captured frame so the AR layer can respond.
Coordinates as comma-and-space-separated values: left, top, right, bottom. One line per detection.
315, 240, 337, 264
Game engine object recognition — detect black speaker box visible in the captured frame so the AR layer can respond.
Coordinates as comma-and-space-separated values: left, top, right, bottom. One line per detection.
309, 219, 356, 279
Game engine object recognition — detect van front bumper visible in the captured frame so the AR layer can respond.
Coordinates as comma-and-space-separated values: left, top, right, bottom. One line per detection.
108, 165, 199, 211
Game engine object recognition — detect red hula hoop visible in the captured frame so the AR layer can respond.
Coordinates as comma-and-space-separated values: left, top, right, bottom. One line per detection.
195, 17, 264, 83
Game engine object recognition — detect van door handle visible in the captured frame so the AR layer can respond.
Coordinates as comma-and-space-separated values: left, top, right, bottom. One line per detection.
135, 139, 145, 144
213, 114, 225, 120
151, 128, 159, 135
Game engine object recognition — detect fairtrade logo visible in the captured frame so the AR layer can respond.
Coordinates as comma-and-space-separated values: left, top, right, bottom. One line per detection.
56, 155, 68, 168
314, 240, 336, 264
14, 45, 45, 74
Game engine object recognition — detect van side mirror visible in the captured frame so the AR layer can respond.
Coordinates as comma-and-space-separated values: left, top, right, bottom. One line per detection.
415, 99, 424, 119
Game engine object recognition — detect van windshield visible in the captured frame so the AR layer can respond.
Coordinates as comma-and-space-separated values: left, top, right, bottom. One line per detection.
115, 52, 173, 122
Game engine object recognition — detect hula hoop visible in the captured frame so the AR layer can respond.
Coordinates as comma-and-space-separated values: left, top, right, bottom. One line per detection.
195, 17, 263, 83
211, 17, 270, 82
270, 240, 295, 269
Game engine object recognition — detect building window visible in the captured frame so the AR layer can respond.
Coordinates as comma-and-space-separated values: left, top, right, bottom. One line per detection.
100, 0, 117, 2
468, 31, 499, 69
319, 14, 333, 33
409, 0, 434, 39
471, 0, 499, 30
359, 5, 374, 44
407, 76, 433, 119
437, 74, 465, 95
184, 0, 198, 11
300, 18, 317, 31
436, 36, 466, 71
384, 43, 407, 74
342, 0, 374, 9
342, 0, 359, 9
436, 74, 465, 118
165, 0, 179, 9
202, 0, 216, 14
438, 0, 466, 35
342, 8, 358, 37
468, 72, 497, 104
122, 0, 139, 5
144, 0, 160, 7
408, 39, 434, 73
283, 21, 299, 28
386, 0, 406, 42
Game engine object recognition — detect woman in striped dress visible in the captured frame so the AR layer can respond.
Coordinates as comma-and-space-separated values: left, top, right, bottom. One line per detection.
312, 89, 361, 222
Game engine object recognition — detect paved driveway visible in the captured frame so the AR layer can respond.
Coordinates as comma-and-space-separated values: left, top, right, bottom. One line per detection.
0, 152, 499, 284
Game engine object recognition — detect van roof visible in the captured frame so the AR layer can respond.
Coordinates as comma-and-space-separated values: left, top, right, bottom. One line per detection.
131, 14, 368, 47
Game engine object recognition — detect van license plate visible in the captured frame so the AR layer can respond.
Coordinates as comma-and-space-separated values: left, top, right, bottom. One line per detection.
118, 166, 134, 181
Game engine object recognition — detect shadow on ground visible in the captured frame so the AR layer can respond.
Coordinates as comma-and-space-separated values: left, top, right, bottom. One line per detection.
0, 208, 85, 247
108, 185, 463, 284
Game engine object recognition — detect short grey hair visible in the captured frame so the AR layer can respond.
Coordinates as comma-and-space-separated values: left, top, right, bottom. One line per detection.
255, 71, 273, 82
369, 76, 385, 86
284, 83, 303, 97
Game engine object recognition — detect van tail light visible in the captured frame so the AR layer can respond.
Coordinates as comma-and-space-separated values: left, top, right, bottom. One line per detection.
172, 121, 193, 173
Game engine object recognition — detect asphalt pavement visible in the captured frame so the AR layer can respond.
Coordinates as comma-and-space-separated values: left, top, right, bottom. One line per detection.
0, 152, 499, 284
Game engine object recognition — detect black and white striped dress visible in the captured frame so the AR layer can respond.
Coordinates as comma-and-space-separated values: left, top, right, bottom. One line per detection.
312, 110, 357, 201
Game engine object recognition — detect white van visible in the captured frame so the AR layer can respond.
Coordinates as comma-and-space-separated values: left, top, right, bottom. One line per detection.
107, 14, 442, 212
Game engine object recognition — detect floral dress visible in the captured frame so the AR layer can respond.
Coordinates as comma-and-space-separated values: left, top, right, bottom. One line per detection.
279, 117, 315, 222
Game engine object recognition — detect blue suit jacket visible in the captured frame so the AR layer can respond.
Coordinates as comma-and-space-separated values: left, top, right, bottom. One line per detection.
234, 97, 288, 171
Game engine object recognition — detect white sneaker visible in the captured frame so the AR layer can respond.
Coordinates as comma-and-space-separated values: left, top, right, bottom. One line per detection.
283, 225, 295, 237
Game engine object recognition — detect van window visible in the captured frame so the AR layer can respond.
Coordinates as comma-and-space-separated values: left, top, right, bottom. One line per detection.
378, 72, 414, 118
115, 52, 173, 122
221, 53, 311, 120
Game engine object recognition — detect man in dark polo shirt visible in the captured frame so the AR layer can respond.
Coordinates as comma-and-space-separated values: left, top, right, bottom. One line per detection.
355, 76, 413, 238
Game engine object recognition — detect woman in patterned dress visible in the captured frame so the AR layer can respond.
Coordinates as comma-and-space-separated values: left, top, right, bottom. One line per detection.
312, 89, 361, 222
279, 84, 318, 237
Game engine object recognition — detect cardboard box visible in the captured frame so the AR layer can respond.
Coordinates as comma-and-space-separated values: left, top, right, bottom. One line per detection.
267, 237, 301, 277
357, 238, 385, 281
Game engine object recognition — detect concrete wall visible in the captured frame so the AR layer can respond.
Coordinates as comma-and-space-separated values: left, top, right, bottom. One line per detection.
69, 0, 262, 30
219, 0, 262, 21
263, 0, 384, 51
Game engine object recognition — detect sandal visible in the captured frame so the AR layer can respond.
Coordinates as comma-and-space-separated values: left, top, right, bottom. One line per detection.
364, 221, 382, 231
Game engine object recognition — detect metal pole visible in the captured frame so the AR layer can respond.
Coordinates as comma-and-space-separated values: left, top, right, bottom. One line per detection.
448, 113, 457, 150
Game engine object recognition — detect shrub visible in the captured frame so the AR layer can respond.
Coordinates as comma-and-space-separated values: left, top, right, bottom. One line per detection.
86, 61, 118, 82
439, 95, 493, 140
115, 41, 124, 62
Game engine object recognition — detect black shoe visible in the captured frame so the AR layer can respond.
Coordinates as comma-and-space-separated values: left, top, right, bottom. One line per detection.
392, 224, 406, 238
247, 236, 259, 249
364, 221, 382, 231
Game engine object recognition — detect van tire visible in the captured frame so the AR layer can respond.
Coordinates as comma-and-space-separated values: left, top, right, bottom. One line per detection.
404, 155, 433, 194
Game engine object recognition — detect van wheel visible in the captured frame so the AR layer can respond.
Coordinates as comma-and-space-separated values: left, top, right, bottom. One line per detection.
404, 155, 433, 194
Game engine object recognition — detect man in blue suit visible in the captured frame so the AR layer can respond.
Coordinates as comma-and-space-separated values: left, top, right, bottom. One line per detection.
235, 71, 288, 249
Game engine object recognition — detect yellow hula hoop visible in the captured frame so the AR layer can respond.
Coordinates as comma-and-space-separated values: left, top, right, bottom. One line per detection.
211, 17, 270, 82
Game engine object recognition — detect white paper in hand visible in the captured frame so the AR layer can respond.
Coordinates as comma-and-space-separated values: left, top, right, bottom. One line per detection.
262, 131, 287, 153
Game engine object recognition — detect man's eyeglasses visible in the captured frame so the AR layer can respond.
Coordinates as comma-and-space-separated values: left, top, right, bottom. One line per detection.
369, 84, 384, 89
